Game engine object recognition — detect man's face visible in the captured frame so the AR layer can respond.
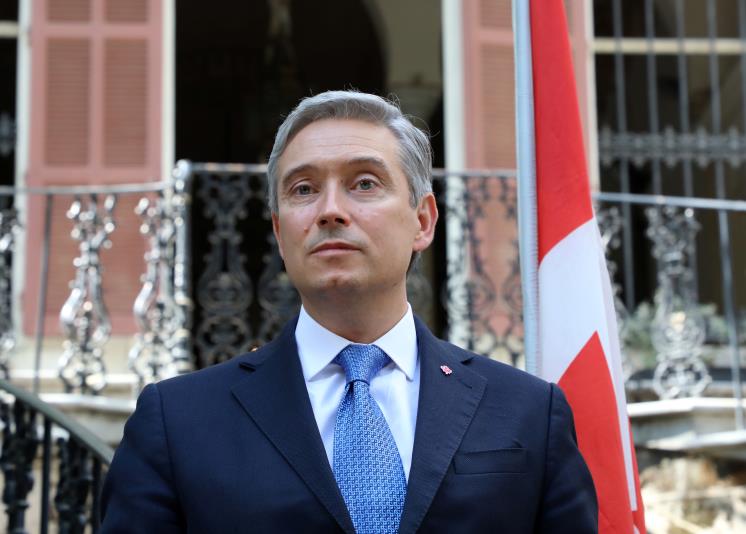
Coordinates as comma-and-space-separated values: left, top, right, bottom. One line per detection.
272, 118, 436, 302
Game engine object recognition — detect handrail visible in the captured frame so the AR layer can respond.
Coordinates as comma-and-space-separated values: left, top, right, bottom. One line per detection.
0, 179, 173, 196
432, 168, 517, 178
191, 162, 268, 173
188, 162, 519, 178
0, 378, 115, 464
594, 191, 746, 212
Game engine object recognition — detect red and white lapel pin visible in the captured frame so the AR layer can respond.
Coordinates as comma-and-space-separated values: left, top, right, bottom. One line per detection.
440, 365, 453, 376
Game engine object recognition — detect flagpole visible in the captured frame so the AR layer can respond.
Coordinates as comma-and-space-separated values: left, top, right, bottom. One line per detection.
442, 0, 472, 349
513, 0, 539, 375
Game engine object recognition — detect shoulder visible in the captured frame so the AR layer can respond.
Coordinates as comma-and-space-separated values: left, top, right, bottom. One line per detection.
140, 317, 298, 409
426, 336, 562, 424
151, 336, 280, 399
434, 335, 552, 392
414, 315, 554, 402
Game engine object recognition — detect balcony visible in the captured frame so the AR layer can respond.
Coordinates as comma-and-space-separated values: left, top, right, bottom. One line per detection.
0, 162, 743, 455
0, 161, 743, 530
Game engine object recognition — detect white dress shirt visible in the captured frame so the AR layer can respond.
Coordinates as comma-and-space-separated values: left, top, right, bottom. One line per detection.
295, 304, 420, 481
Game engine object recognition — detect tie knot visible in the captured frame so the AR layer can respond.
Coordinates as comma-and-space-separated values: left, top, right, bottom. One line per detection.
335, 344, 390, 384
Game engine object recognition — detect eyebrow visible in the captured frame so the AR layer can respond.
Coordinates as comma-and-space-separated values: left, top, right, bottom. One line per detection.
346, 156, 392, 176
279, 156, 393, 190
279, 163, 318, 190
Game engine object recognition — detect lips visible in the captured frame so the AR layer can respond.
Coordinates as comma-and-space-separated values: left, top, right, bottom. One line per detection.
310, 241, 359, 254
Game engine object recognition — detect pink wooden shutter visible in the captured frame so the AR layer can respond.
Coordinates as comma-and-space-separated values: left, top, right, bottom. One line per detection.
461, 0, 519, 363
25, 0, 162, 334
462, 0, 590, 168
463, 0, 515, 169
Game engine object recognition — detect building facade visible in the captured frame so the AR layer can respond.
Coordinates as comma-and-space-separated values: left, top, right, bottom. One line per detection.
1, 0, 744, 381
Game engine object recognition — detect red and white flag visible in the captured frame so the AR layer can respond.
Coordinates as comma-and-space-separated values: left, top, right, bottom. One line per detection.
514, 1, 645, 532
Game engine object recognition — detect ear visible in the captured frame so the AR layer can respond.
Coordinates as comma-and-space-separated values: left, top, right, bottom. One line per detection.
412, 193, 438, 253
271, 212, 285, 260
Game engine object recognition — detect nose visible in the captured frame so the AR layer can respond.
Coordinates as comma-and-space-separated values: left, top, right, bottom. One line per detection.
316, 185, 350, 228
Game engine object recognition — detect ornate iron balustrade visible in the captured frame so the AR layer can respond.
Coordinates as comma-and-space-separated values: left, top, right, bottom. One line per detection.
1, 162, 741, 409
599, 127, 746, 169
58, 194, 117, 395
0, 207, 18, 380
0, 377, 114, 533
593, 0, 746, 412
0, 164, 524, 397
594, 192, 746, 415
129, 163, 193, 390
0, 177, 192, 396
0, 165, 523, 395
184, 163, 523, 369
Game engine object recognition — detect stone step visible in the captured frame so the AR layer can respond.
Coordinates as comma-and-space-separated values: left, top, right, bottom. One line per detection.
10, 368, 140, 399
39, 392, 135, 447
627, 366, 746, 402
630, 397, 746, 461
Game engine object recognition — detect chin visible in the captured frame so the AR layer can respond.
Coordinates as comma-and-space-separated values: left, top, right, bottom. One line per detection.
316, 276, 362, 293
294, 273, 364, 298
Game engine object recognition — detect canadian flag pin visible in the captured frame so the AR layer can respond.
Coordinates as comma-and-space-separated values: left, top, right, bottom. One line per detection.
440, 365, 453, 376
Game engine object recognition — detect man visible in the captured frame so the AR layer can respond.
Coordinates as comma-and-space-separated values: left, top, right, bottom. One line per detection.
101, 91, 597, 533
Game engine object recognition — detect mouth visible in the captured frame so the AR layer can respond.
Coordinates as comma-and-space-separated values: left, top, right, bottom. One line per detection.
310, 241, 360, 255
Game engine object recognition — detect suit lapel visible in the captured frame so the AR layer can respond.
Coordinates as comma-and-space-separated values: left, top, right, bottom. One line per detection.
231, 321, 355, 534
398, 318, 487, 534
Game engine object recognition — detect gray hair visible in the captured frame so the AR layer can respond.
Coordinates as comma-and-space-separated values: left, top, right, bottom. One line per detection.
266, 90, 433, 213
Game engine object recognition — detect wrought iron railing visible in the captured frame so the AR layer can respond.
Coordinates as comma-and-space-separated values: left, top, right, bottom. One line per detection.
3, 170, 193, 395
0, 161, 743, 412
185, 162, 523, 368
0, 164, 522, 395
595, 191, 746, 425
0, 377, 114, 533
592, 0, 746, 414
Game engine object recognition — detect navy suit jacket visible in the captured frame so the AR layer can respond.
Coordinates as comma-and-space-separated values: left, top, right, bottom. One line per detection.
101, 317, 597, 533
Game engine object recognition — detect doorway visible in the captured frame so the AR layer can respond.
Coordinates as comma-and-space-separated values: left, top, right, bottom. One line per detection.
0, 1, 18, 187
176, 0, 387, 163
175, 0, 445, 365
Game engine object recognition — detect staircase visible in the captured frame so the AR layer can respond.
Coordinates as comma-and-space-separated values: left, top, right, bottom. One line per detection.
8, 335, 138, 447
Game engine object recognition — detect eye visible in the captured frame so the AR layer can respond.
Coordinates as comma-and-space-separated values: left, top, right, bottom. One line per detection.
293, 183, 313, 196
356, 177, 377, 191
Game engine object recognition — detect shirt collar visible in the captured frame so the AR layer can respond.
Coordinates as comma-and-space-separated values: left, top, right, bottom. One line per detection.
295, 304, 418, 382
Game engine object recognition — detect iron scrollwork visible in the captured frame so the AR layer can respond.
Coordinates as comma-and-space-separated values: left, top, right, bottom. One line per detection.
129, 189, 191, 389
496, 178, 525, 367
0, 399, 40, 534
0, 380, 114, 533
54, 438, 93, 534
438, 173, 522, 366
194, 171, 255, 365
256, 235, 301, 345
59, 195, 116, 394
0, 209, 20, 379
645, 206, 710, 398
599, 125, 746, 169
189, 165, 520, 367
191, 166, 304, 364
170, 162, 194, 374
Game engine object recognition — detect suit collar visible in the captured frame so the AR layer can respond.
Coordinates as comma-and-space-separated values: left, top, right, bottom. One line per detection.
397, 316, 487, 534
295, 304, 418, 382
232, 319, 355, 534
232, 315, 486, 534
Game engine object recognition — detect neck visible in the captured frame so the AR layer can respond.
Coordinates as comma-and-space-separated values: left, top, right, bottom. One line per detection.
301, 292, 409, 344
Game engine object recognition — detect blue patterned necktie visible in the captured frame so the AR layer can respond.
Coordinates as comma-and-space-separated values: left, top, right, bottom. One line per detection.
333, 344, 407, 534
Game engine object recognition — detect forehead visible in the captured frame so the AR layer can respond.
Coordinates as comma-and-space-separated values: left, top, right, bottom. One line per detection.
278, 119, 401, 173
